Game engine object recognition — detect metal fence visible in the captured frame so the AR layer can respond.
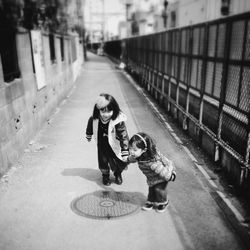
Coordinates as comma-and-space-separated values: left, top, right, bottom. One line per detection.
104, 12, 250, 190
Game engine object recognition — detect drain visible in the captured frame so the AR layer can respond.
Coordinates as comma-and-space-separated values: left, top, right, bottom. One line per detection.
71, 190, 140, 220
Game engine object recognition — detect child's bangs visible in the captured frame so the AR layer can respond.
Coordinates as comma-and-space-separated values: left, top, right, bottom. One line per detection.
98, 102, 112, 112
105, 102, 113, 111
129, 137, 143, 149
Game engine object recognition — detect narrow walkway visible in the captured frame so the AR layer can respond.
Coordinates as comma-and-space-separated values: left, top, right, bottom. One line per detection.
0, 52, 247, 250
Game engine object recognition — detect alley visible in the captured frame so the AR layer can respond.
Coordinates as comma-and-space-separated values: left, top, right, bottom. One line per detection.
0, 52, 247, 250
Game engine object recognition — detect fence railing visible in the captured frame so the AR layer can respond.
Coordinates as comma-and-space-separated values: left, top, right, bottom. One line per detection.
104, 12, 250, 192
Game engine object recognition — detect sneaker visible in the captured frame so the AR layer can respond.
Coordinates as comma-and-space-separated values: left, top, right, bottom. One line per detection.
156, 201, 169, 213
102, 175, 111, 186
115, 174, 123, 185
142, 202, 154, 211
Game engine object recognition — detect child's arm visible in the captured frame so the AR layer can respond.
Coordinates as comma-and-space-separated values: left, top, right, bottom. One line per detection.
115, 121, 129, 159
127, 155, 137, 163
85, 116, 93, 141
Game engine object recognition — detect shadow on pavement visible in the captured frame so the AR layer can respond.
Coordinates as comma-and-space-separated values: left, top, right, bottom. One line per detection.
62, 168, 102, 187
62, 168, 147, 205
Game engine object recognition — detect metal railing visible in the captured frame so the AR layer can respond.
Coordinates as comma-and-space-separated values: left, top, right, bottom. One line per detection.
105, 12, 250, 190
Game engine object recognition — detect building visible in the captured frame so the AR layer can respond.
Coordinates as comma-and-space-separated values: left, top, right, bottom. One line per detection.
168, 0, 250, 28
84, 0, 126, 42
124, 0, 250, 36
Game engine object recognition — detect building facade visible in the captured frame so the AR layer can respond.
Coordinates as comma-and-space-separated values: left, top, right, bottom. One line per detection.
84, 0, 126, 42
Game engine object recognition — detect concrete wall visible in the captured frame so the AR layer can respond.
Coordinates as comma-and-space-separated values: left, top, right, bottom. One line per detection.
0, 30, 83, 176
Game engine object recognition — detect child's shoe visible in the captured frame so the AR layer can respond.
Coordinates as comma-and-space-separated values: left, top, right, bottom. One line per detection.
142, 202, 153, 211
114, 174, 123, 185
102, 175, 111, 186
156, 200, 169, 213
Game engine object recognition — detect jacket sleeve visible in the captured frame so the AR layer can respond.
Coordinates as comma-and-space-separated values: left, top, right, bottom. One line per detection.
127, 155, 137, 163
115, 121, 129, 157
86, 116, 93, 140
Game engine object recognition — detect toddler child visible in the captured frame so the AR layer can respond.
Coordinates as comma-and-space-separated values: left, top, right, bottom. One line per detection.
86, 93, 129, 186
128, 132, 176, 212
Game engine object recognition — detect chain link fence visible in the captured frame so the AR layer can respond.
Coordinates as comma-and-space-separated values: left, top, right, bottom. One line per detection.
103, 12, 250, 193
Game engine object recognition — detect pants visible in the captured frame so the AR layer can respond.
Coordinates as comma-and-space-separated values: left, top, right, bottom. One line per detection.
147, 181, 169, 205
98, 147, 127, 176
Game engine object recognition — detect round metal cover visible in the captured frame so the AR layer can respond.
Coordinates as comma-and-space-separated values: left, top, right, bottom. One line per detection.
71, 190, 140, 220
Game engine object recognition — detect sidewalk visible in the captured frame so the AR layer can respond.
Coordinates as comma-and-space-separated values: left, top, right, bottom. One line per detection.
0, 52, 248, 250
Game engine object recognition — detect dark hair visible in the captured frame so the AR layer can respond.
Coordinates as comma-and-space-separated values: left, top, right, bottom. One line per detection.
129, 132, 157, 159
92, 93, 121, 120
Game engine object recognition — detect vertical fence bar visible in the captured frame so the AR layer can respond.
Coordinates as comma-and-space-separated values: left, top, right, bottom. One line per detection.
245, 113, 250, 185
198, 24, 209, 145
174, 29, 181, 119
167, 31, 173, 112
241, 19, 249, 186
160, 33, 165, 104
215, 20, 232, 162
183, 27, 193, 131
175, 30, 181, 114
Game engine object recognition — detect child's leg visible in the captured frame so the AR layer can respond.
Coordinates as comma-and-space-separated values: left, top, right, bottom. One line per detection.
147, 186, 156, 203
142, 186, 155, 211
98, 149, 111, 185
154, 181, 169, 204
108, 157, 127, 185
154, 181, 169, 213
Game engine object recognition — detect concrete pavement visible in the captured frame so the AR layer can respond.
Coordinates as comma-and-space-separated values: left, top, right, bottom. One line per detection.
0, 52, 248, 250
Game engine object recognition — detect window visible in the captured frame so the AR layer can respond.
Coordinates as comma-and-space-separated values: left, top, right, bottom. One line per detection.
60, 36, 64, 61
49, 33, 56, 63
0, 29, 20, 82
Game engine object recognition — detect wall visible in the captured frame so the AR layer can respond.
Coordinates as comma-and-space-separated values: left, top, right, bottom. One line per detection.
0, 30, 83, 176
176, 0, 250, 28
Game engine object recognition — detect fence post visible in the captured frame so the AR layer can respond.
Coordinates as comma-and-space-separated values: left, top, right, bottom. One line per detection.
183, 27, 193, 131
241, 18, 250, 187
175, 29, 181, 120
245, 114, 250, 185
167, 31, 173, 113
197, 24, 208, 145
215, 21, 231, 162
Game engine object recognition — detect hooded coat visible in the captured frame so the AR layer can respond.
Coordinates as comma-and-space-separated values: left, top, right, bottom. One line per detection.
86, 112, 129, 161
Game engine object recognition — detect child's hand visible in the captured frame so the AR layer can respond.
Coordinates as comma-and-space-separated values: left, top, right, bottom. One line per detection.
122, 156, 128, 162
127, 155, 137, 163
86, 135, 92, 142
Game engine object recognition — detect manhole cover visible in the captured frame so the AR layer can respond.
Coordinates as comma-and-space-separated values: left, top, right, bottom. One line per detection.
71, 190, 140, 220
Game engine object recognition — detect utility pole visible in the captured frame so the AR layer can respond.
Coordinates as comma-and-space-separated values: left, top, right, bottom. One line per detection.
162, 0, 168, 29
125, 0, 132, 37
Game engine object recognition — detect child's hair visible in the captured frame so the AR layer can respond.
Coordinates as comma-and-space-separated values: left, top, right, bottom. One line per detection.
129, 132, 157, 159
92, 93, 121, 120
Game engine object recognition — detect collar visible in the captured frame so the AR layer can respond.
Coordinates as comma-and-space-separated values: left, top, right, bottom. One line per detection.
99, 116, 111, 124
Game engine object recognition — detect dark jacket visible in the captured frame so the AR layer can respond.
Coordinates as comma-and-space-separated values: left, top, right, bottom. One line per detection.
129, 151, 175, 187
86, 112, 129, 160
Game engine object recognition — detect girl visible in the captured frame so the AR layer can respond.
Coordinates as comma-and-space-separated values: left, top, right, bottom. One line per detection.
128, 132, 176, 213
86, 93, 129, 186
